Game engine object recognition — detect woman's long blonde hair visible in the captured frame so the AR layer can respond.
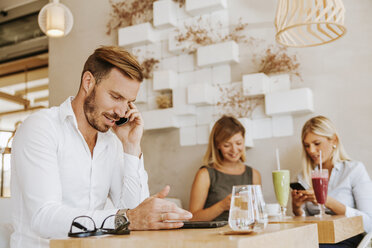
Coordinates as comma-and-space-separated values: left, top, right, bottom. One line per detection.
203, 116, 246, 169
301, 116, 350, 186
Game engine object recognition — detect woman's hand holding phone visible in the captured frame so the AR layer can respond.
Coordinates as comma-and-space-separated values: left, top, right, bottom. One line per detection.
112, 102, 144, 157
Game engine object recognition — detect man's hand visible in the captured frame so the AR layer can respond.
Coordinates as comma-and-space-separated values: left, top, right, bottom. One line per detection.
126, 185, 193, 230
112, 102, 144, 157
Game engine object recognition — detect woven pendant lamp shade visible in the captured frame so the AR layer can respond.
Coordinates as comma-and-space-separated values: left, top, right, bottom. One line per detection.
275, 0, 346, 48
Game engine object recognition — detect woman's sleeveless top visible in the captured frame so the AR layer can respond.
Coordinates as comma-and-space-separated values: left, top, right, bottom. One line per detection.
202, 165, 253, 221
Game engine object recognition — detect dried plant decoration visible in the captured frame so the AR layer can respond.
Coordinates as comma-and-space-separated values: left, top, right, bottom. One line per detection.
256, 45, 301, 80
217, 83, 263, 119
156, 91, 173, 109
141, 58, 160, 79
174, 19, 251, 53
106, 0, 155, 35
173, 0, 185, 8
107, 0, 185, 35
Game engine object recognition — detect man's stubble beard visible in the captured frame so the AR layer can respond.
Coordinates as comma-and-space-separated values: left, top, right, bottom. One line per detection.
83, 86, 110, 133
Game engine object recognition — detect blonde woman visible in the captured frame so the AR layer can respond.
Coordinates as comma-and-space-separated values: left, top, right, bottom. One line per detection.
189, 116, 261, 221
292, 116, 372, 247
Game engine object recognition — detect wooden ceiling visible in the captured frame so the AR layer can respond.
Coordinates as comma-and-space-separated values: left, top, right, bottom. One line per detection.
0, 53, 49, 116
0, 53, 48, 77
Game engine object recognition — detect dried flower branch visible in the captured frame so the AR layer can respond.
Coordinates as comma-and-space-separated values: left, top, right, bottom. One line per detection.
217, 83, 263, 119
156, 91, 173, 109
106, 0, 155, 35
172, 0, 185, 8
256, 45, 301, 79
174, 19, 251, 53
106, 0, 185, 35
141, 58, 160, 79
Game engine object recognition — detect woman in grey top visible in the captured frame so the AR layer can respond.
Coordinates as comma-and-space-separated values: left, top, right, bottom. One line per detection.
292, 116, 372, 247
189, 116, 261, 221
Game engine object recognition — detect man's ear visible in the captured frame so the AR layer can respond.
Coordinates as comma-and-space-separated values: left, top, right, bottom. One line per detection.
81, 71, 95, 95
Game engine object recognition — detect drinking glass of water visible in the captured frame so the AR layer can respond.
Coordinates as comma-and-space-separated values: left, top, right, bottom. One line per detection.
228, 185, 267, 232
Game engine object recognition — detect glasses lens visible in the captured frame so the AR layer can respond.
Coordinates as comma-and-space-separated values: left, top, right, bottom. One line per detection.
101, 215, 116, 231
101, 215, 130, 235
69, 216, 96, 237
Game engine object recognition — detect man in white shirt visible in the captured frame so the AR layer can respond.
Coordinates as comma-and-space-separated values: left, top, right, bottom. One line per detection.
10, 46, 192, 248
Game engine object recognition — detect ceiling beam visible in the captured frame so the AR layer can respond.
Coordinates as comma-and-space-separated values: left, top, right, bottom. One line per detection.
0, 53, 48, 77
0, 106, 45, 117
0, 67, 48, 88
0, 91, 29, 106
15, 84, 49, 96
34, 96, 49, 103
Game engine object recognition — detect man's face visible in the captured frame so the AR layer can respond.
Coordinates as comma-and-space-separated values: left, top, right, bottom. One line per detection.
83, 68, 140, 132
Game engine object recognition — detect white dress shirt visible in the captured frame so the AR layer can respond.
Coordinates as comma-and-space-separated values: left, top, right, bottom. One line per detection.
10, 97, 149, 248
298, 160, 372, 232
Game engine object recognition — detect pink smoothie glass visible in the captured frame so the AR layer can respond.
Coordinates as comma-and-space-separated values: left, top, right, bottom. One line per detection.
311, 169, 329, 218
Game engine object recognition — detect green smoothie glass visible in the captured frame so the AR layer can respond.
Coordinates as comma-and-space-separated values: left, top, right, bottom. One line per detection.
272, 170, 290, 218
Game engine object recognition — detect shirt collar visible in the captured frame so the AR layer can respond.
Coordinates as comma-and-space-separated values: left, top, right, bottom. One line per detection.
59, 96, 75, 119
333, 161, 343, 171
58, 96, 113, 145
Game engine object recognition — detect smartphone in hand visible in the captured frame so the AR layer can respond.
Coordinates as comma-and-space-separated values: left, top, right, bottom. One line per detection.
290, 182, 306, 191
115, 117, 128, 126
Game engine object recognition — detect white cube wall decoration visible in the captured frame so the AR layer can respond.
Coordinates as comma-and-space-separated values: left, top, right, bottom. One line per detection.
237, 118, 254, 148
242, 73, 270, 96
136, 79, 148, 103
118, 23, 156, 47
196, 125, 210, 145
197, 41, 239, 67
186, 0, 227, 16
178, 71, 195, 88
180, 126, 197, 146
195, 68, 212, 85
272, 115, 294, 137
142, 109, 179, 130
269, 73, 291, 93
177, 54, 195, 72
160, 56, 178, 71
153, 0, 178, 28
212, 65, 231, 85
187, 84, 215, 105
153, 70, 178, 91
177, 115, 197, 127
196, 106, 215, 125
172, 87, 196, 115
252, 118, 273, 140
265, 88, 314, 116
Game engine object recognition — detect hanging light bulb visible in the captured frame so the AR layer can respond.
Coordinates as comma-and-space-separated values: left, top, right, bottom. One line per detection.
275, 0, 346, 47
38, 0, 73, 38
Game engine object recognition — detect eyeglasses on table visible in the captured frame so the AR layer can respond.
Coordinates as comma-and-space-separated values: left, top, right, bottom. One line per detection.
68, 214, 130, 238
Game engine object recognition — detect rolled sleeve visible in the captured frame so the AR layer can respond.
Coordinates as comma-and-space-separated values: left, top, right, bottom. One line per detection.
109, 141, 149, 210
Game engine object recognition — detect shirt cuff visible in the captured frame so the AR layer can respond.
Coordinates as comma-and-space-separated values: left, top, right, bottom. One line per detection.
345, 206, 357, 217
123, 152, 144, 176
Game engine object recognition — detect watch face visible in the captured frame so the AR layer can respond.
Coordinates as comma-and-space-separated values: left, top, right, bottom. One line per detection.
115, 215, 127, 229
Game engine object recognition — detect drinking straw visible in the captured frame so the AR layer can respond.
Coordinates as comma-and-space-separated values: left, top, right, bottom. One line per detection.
319, 150, 322, 172
276, 148, 281, 171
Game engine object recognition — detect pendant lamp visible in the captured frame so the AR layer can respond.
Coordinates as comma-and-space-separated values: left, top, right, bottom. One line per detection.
275, 0, 346, 47
38, 0, 73, 38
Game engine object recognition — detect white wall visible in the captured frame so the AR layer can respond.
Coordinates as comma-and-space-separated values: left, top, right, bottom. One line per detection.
47, 0, 372, 210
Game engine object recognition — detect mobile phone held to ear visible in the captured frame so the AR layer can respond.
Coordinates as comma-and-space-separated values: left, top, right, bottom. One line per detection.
115, 117, 128, 126
290, 182, 306, 190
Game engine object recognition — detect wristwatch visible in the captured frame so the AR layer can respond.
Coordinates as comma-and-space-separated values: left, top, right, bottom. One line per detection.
115, 208, 129, 229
